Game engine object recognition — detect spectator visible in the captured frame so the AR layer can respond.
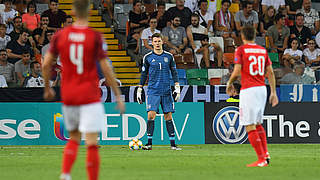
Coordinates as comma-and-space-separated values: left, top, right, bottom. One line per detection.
23, 61, 53, 87
296, 0, 320, 35
6, 29, 34, 64
150, 1, 167, 31
0, 24, 11, 50
0, 74, 7, 87
303, 39, 320, 66
63, 15, 73, 27
259, 6, 275, 37
14, 50, 31, 86
1, 0, 18, 34
278, 6, 291, 26
128, 0, 148, 53
286, 0, 303, 20
289, 13, 312, 49
0, 49, 15, 87
184, 0, 198, 12
235, 1, 259, 32
41, 0, 67, 29
41, 29, 55, 60
267, 13, 289, 55
195, 0, 214, 33
140, 17, 161, 55
261, 0, 285, 13
22, 1, 40, 32
282, 38, 303, 68
162, 16, 192, 55
187, 14, 222, 68
33, 15, 52, 51
164, 0, 193, 28
280, 61, 315, 84
8, 16, 23, 41
214, 0, 236, 38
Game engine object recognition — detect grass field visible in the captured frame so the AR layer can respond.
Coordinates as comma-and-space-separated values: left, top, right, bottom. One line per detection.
0, 144, 319, 180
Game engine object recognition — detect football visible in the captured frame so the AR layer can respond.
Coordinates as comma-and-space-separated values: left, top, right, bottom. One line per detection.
129, 138, 143, 150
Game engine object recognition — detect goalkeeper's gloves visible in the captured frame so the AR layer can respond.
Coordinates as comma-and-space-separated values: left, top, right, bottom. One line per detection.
137, 87, 143, 104
173, 84, 180, 102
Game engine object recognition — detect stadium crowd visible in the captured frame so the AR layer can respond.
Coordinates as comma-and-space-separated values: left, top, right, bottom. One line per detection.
1, 0, 320, 88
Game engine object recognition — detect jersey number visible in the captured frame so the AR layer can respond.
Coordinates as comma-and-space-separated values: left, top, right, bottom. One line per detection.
70, 44, 84, 74
249, 55, 265, 76
159, 62, 162, 70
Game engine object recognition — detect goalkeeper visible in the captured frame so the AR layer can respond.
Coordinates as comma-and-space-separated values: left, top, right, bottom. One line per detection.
136, 33, 181, 150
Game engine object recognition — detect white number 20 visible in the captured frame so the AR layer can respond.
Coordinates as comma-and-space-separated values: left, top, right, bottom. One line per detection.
249, 55, 265, 76
70, 44, 84, 74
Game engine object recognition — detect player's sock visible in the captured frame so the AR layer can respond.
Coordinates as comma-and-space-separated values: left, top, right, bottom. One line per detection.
165, 120, 176, 147
256, 125, 269, 155
147, 119, 154, 145
62, 139, 79, 174
247, 130, 265, 161
86, 145, 100, 180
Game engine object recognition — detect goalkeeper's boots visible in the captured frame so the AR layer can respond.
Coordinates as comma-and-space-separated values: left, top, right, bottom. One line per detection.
142, 144, 152, 150
246, 159, 268, 167
171, 145, 182, 150
60, 174, 71, 180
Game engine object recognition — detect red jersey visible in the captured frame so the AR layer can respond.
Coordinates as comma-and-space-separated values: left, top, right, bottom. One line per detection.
49, 26, 107, 105
234, 43, 272, 90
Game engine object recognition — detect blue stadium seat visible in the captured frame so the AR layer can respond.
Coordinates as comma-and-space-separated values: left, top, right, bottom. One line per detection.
170, 69, 188, 85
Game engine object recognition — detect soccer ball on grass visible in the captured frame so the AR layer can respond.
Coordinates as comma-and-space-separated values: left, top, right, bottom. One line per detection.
129, 138, 143, 150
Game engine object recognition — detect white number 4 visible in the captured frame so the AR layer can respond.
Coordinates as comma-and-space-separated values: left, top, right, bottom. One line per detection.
70, 44, 84, 74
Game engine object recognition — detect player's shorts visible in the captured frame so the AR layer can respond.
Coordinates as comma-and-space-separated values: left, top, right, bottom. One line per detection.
239, 86, 267, 126
146, 94, 175, 114
62, 102, 105, 133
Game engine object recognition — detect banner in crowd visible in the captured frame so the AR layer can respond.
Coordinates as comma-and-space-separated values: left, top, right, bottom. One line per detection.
0, 102, 204, 145
280, 84, 320, 102
0, 85, 280, 102
205, 102, 320, 144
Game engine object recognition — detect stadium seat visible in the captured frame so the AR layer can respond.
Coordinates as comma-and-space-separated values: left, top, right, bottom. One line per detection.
209, 37, 224, 53
174, 54, 194, 65
210, 78, 221, 85
268, 53, 280, 68
114, 4, 132, 33
223, 53, 234, 68
186, 69, 209, 85
170, 69, 188, 85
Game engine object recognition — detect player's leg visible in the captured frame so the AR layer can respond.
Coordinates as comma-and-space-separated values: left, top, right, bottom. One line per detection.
85, 132, 100, 180
239, 87, 267, 167
256, 123, 270, 163
79, 102, 105, 180
143, 95, 160, 150
60, 106, 81, 180
162, 95, 181, 150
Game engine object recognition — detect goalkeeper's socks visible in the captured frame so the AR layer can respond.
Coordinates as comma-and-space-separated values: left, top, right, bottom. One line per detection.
247, 130, 265, 161
147, 120, 154, 145
62, 139, 79, 174
166, 120, 176, 147
256, 125, 268, 155
86, 145, 100, 180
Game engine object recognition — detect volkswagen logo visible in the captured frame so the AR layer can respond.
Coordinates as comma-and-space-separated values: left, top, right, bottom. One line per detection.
212, 106, 247, 144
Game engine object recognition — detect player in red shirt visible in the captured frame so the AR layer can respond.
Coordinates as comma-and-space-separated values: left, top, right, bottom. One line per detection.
42, 0, 125, 179
227, 25, 278, 167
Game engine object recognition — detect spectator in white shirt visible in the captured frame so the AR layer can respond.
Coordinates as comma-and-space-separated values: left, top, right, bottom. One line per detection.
140, 17, 160, 55
195, 0, 214, 33
0, 23, 10, 50
0, 74, 7, 87
1, 0, 18, 34
297, 0, 320, 35
261, 0, 285, 14
304, 39, 320, 66
283, 38, 303, 68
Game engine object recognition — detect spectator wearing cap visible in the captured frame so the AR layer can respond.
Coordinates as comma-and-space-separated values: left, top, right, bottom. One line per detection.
267, 13, 290, 55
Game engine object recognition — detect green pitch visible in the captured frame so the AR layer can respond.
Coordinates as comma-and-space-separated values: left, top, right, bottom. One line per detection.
0, 144, 319, 180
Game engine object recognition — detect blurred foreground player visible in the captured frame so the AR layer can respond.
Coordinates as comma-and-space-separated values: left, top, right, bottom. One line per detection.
226, 25, 278, 167
42, 0, 125, 179
137, 33, 181, 150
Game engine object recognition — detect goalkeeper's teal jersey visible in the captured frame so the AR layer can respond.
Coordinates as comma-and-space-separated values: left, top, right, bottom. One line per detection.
139, 51, 178, 95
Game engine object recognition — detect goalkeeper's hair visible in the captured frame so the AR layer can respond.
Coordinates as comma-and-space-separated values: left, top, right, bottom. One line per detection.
73, 0, 90, 19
